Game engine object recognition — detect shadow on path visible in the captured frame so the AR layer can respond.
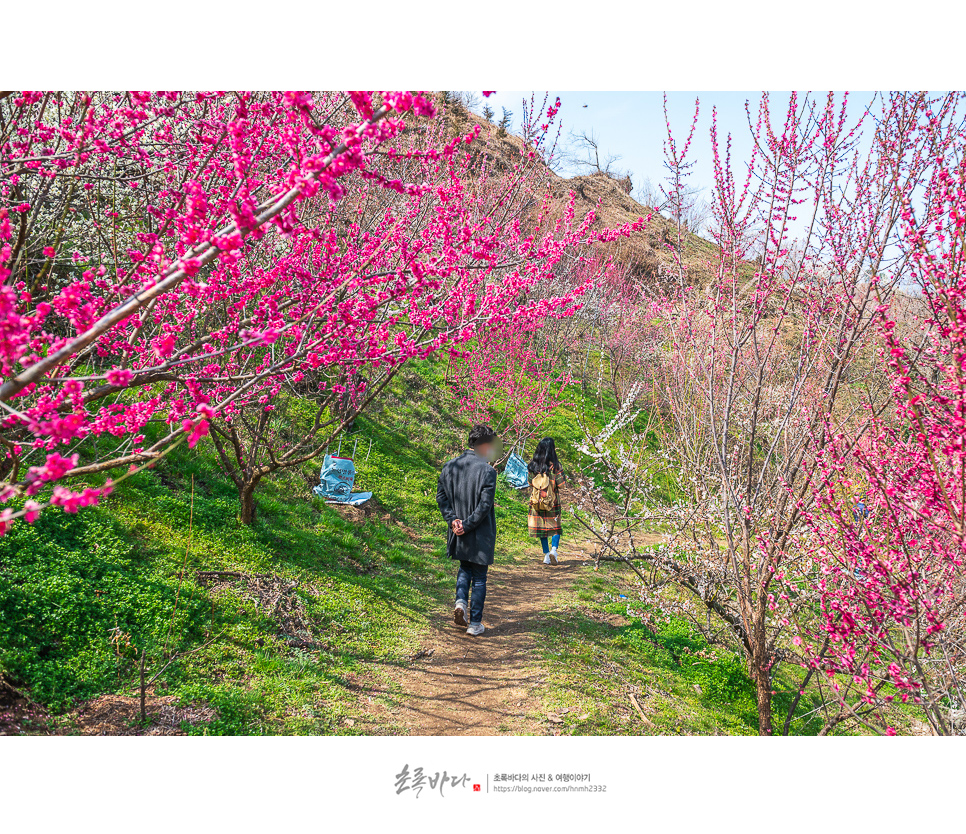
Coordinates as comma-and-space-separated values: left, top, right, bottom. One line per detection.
360, 546, 591, 736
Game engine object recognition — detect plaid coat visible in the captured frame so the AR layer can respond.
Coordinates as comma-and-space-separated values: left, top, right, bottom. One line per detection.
527, 467, 565, 538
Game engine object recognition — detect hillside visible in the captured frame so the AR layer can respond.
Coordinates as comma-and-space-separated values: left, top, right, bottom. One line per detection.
450, 97, 719, 286
0, 359, 831, 736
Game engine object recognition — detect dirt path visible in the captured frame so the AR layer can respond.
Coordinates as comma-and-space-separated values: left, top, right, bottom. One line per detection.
362, 542, 595, 736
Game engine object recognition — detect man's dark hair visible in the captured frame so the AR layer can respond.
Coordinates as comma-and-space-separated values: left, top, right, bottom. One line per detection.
468, 424, 497, 448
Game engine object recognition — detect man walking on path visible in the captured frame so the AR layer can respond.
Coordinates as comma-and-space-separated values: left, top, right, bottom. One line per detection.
436, 425, 498, 636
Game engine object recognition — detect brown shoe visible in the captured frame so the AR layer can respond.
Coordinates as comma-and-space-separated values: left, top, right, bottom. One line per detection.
454, 600, 468, 627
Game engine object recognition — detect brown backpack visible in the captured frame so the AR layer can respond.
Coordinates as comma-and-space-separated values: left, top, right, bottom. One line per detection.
530, 472, 556, 512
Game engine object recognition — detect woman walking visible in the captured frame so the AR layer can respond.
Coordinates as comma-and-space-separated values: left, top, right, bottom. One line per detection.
527, 437, 566, 565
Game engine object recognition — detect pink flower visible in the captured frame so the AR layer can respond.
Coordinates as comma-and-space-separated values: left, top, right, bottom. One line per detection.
25, 453, 79, 491
183, 418, 210, 449
181, 257, 203, 276
153, 333, 177, 359
105, 367, 134, 387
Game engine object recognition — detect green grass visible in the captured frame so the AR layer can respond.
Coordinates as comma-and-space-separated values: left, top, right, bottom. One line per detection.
531, 560, 839, 736
0, 443, 443, 732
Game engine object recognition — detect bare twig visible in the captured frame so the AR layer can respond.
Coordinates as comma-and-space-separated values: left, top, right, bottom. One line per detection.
628, 692, 655, 729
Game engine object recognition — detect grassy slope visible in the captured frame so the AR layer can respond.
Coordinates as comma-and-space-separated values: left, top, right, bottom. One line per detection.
531, 562, 831, 736
0, 359, 538, 734
0, 357, 858, 735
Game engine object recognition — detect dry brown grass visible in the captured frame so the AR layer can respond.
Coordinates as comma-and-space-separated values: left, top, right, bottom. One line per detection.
445, 98, 718, 288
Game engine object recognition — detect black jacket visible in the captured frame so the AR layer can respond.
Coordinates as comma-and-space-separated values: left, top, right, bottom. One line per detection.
436, 449, 497, 565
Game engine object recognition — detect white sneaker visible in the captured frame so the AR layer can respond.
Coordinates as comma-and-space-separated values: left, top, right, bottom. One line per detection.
454, 600, 468, 627
543, 554, 552, 565
466, 622, 485, 636
549, 546, 558, 566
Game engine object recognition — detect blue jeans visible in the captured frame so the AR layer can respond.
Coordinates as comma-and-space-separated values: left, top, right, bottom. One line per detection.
540, 534, 561, 554
456, 561, 488, 624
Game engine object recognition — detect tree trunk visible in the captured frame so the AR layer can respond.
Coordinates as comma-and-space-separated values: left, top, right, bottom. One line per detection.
239, 481, 258, 525
752, 656, 773, 736
610, 362, 622, 408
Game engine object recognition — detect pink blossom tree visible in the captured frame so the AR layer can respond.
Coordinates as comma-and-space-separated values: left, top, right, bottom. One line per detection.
449, 316, 577, 457
575, 91, 964, 734
0, 91, 641, 526
0, 91, 440, 527
796, 152, 966, 735
197, 94, 643, 521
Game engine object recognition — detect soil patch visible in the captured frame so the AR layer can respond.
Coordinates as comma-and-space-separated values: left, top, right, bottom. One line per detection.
67, 691, 218, 736
326, 495, 420, 540
196, 570, 314, 644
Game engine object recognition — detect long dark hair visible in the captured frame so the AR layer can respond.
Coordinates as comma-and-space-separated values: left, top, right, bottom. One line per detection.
528, 437, 561, 476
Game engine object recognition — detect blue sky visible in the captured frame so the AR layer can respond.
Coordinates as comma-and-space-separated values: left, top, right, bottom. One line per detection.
469, 91, 878, 207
